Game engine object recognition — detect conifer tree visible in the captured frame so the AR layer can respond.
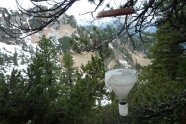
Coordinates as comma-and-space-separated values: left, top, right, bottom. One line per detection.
61, 52, 76, 87
63, 55, 107, 123
0, 70, 28, 124
0, 53, 4, 65
25, 36, 63, 123
13, 50, 18, 65
150, 22, 185, 78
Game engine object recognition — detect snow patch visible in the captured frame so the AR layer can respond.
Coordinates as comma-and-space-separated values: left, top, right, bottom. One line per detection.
109, 43, 114, 49
118, 60, 131, 68
0, 38, 37, 77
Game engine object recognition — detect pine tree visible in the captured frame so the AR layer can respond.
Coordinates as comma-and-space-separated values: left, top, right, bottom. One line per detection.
25, 36, 63, 123
126, 21, 186, 123
0, 69, 28, 124
13, 50, 18, 65
61, 52, 76, 87
150, 22, 185, 78
63, 55, 107, 123
0, 53, 4, 65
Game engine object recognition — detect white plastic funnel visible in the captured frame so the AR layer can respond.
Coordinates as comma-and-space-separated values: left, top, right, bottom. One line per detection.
105, 69, 137, 100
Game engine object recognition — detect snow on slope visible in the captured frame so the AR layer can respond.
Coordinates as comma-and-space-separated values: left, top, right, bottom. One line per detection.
0, 37, 37, 77
118, 60, 131, 68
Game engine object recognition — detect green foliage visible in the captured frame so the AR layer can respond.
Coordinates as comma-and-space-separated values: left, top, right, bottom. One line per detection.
127, 21, 186, 123
13, 50, 18, 65
25, 36, 62, 123
129, 65, 184, 106
71, 25, 115, 53
138, 32, 156, 54
98, 43, 113, 60
58, 36, 73, 53
0, 34, 111, 123
150, 22, 185, 78
28, 17, 43, 29
65, 15, 77, 28
61, 55, 108, 123
0, 36, 63, 124
1, 12, 186, 123
178, 56, 186, 80
0, 53, 4, 65
61, 14, 77, 28
80, 55, 106, 102
63, 53, 74, 71
61, 52, 76, 89
0, 69, 28, 124
3, 53, 11, 63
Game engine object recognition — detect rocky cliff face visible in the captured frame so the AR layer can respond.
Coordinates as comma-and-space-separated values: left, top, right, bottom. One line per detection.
0, 7, 97, 75
0, 8, 22, 44
0, 7, 79, 75
0, 7, 150, 76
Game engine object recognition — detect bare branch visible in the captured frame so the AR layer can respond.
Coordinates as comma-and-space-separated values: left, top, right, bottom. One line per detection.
0, 0, 184, 50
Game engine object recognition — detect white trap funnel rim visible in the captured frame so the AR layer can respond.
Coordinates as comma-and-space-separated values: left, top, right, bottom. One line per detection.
105, 69, 137, 78
105, 69, 137, 86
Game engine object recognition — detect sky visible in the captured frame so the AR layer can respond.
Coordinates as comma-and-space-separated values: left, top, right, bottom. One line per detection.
0, 0, 122, 25
0, 0, 157, 32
